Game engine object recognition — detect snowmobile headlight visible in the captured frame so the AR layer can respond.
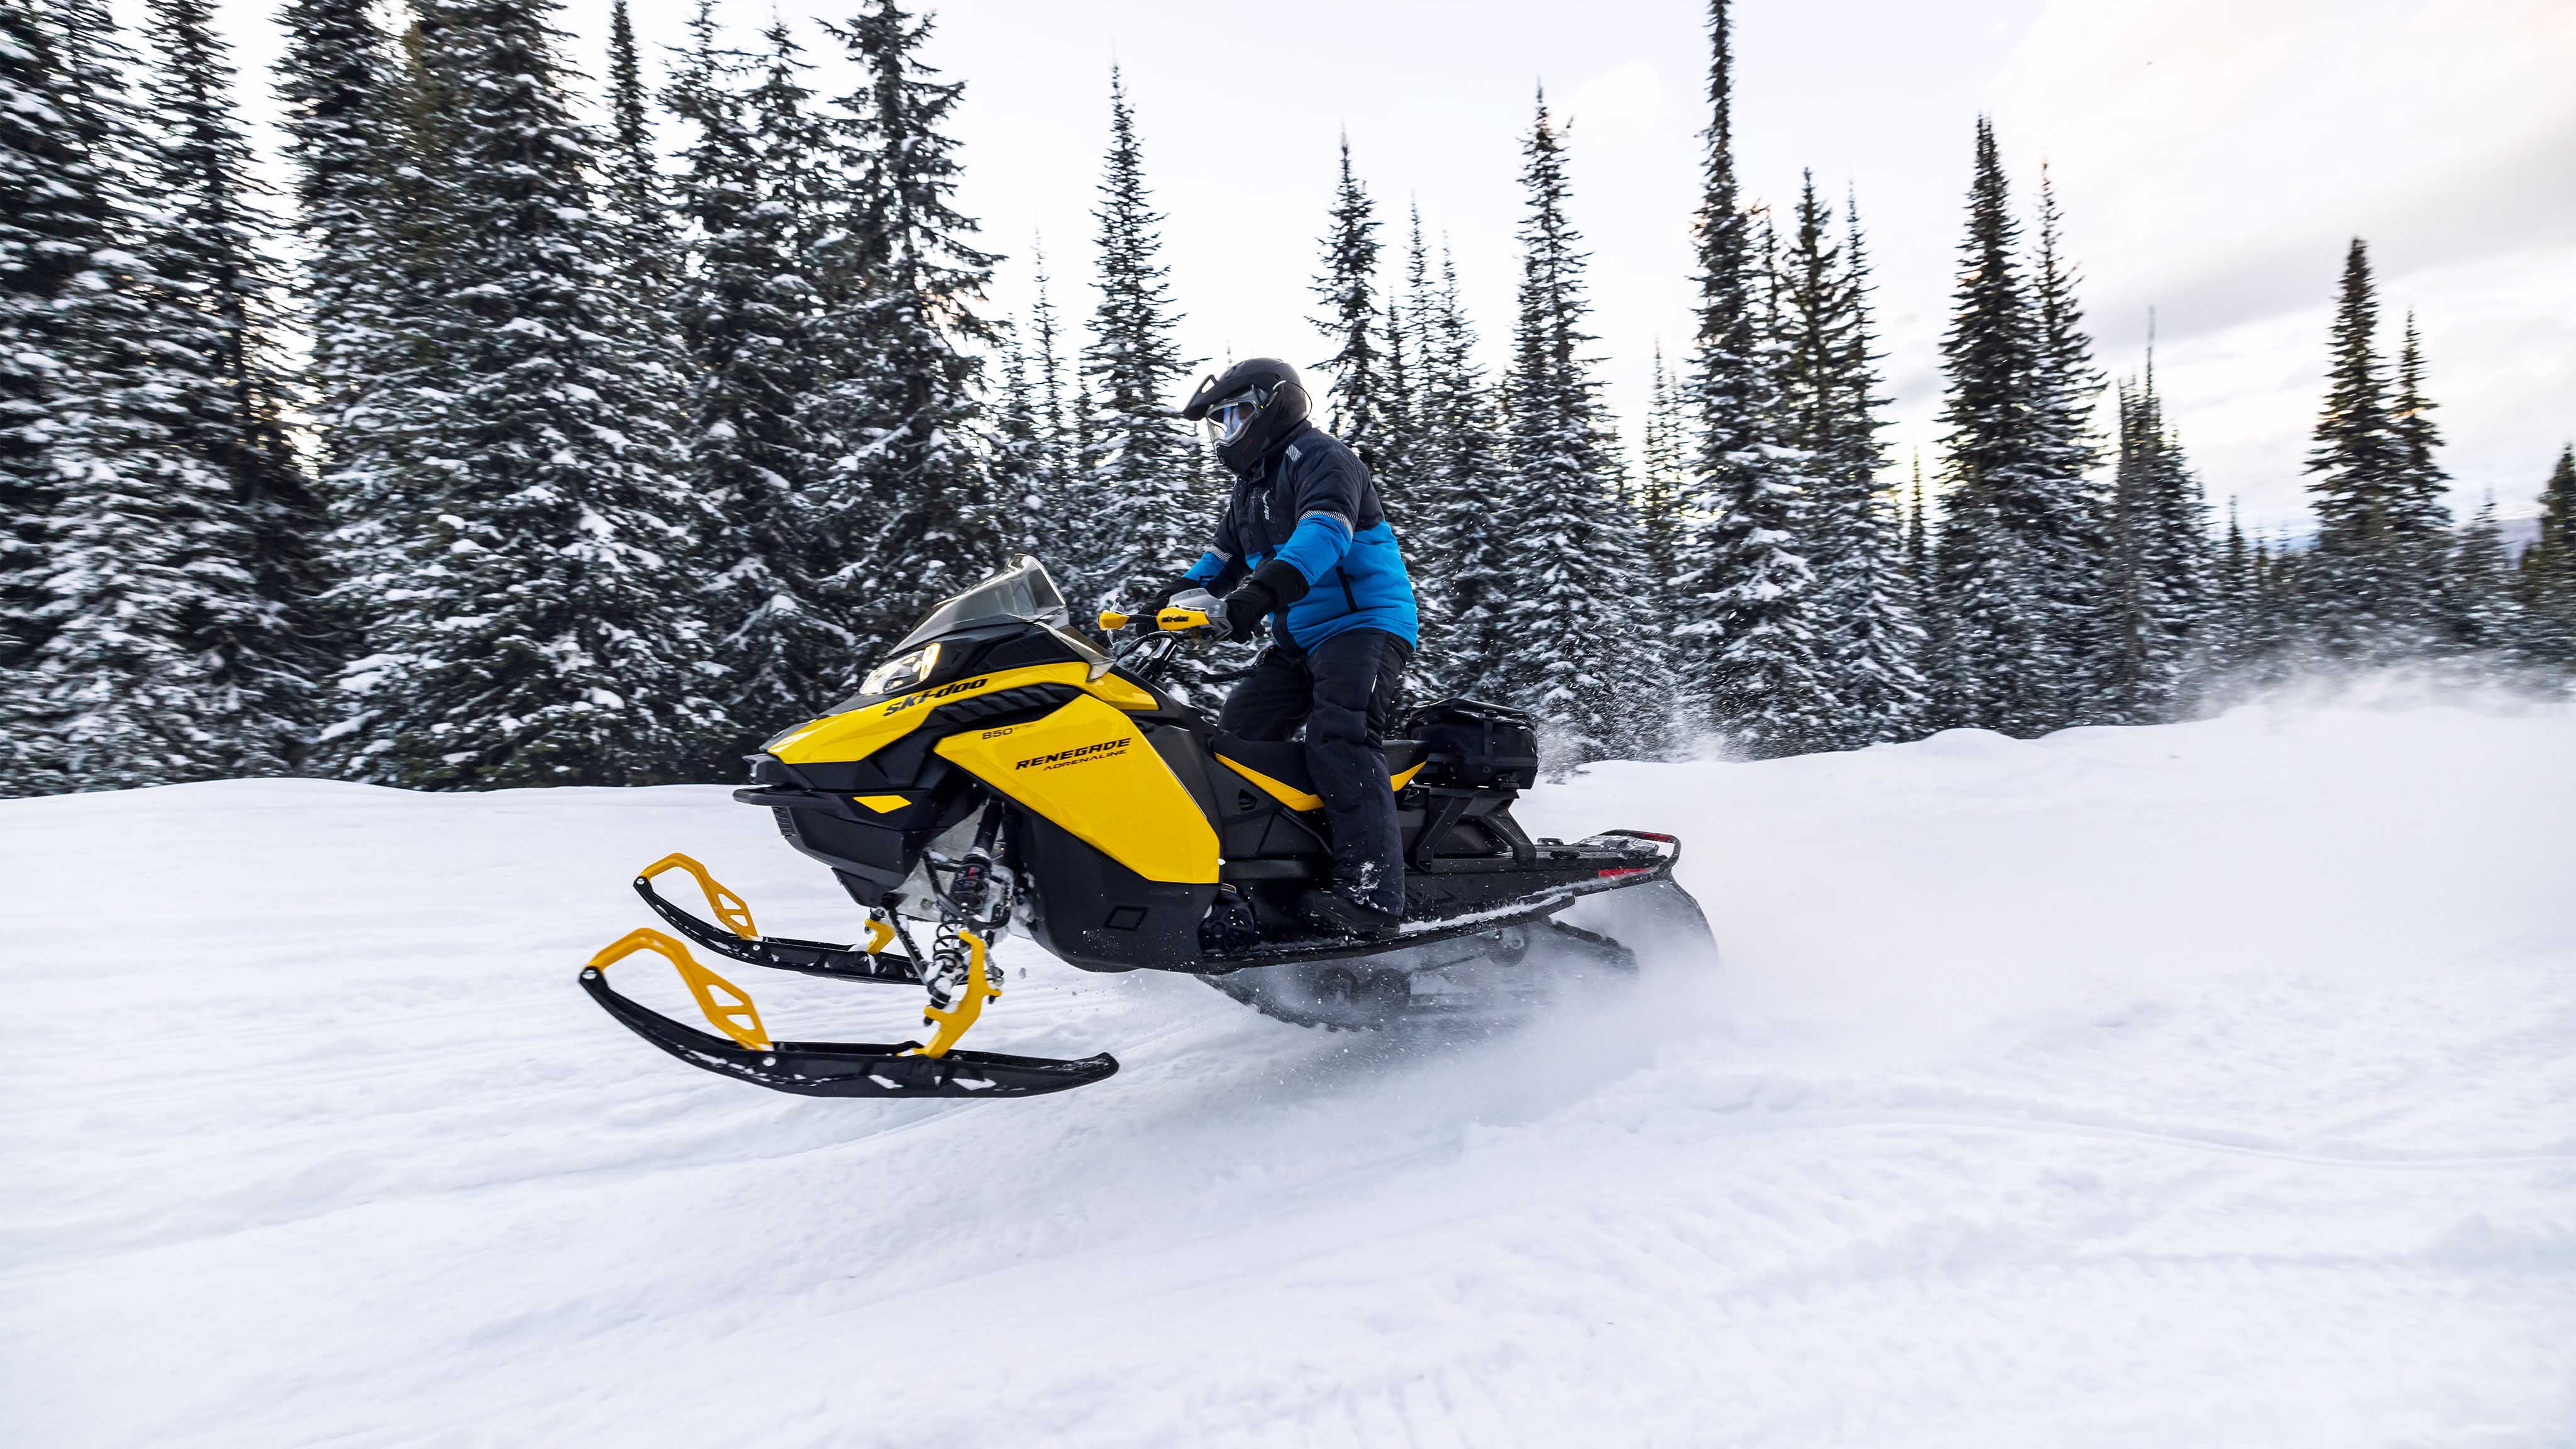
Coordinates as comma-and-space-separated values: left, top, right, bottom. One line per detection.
862, 642, 941, 697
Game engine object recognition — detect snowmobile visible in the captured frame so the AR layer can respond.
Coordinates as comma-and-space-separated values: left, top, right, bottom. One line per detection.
579, 555, 1712, 1099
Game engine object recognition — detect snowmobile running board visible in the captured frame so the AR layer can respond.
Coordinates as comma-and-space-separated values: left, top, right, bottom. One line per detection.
579, 928, 1116, 1098
1194, 831, 1689, 973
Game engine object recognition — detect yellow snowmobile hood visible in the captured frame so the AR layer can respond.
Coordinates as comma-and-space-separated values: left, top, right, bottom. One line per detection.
760, 662, 1157, 767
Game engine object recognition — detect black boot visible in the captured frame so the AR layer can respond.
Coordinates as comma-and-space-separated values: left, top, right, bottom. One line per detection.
1295, 886, 1402, 940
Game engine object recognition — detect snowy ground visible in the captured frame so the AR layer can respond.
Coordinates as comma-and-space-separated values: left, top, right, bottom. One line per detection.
5, 696, 2574, 1446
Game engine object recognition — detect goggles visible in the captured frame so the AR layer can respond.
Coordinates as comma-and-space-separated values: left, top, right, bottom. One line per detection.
1206, 391, 1260, 445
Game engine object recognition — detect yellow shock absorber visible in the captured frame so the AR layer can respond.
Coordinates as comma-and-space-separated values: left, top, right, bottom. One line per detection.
638, 853, 758, 940
908, 930, 996, 1060
586, 927, 770, 1050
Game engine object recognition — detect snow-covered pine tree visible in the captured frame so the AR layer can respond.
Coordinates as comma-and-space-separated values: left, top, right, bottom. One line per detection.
2212, 498, 2253, 675
4, 0, 278, 792
1838, 194, 1927, 741
2239, 531, 2275, 683
1410, 241, 1513, 703
1929, 118, 2050, 735
2146, 377, 2214, 701
600, 0, 672, 282
1692, 201, 1835, 759
275, 0, 415, 709
2387, 313, 2450, 536
1068, 67, 1201, 619
1066, 365, 1099, 579
2100, 378, 2153, 719
987, 319, 1050, 559
343, 0, 721, 788
818, 0, 1001, 656
2443, 493, 2520, 657
1, 1, 113, 680
1497, 91, 1657, 763
1674, 0, 1814, 748
131, 0, 332, 774
1638, 344, 1689, 596
598, 0, 695, 469
1776, 178, 1927, 746
2518, 444, 2576, 670
2301, 238, 2406, 661
2101, 364, 2211, 719
2026, 167, 2109, 723
1770, 180, 1857, 699
1370, 203, 1431, 519
1365, 208, 1433, 657
1311, 133, 1388, 471
2381, 311, 2454, 650
1018, 236, 1072, 567
309, 0, 482, 770
1904, 451, 1935, 682
669, 8, 852, 750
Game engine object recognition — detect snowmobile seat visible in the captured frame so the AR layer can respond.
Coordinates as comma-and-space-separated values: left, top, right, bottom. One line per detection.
1211, 735, 1429, 808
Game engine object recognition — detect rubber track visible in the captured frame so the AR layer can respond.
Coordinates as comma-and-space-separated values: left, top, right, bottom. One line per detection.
1202, 919, 1629, 1033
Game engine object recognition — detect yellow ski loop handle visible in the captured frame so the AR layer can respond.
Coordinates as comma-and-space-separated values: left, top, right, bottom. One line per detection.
641, 850, 898, 959
625, 855, 987, 1058
639, 852, 757, 940
586, 927, 772, 1050
908, 929, 995, 1060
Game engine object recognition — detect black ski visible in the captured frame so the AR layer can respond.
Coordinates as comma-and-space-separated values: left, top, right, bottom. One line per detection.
581, 966, 1116, 1098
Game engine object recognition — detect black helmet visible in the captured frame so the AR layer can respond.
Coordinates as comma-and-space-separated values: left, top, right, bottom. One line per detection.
1182, 357, 1310, 474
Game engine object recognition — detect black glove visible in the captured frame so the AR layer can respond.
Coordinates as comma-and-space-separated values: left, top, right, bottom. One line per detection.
1221, 560, 1309, 639
1141, 572, 1198, 619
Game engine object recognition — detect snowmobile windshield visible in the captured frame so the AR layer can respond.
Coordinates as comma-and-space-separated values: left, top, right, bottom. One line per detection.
892, 556, 1074, 652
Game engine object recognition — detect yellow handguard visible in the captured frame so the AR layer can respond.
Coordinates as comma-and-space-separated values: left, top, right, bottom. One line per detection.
908, 930, 996, 1060
1157, 605, 1212, 632
586, 928, 770, 1050
1097, 608, 1131, 631
638, 852, 757, 940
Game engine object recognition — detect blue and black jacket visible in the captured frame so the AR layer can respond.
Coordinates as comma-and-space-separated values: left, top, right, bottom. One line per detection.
1184, 422, 1419, 651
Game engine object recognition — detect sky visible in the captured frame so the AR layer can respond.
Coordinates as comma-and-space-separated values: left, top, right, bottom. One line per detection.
198, 0, 2576, 533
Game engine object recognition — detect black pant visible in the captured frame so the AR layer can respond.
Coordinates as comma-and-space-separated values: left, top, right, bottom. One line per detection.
1216, 628, 1410, 915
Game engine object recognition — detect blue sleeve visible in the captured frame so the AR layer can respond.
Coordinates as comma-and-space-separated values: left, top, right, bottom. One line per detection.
1272, 513, 1353, 586
1182, 549, 1231, 586
1272, 441, 1364, 586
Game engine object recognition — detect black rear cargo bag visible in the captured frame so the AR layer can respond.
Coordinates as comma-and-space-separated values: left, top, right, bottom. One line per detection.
1406, 697, 1539, 791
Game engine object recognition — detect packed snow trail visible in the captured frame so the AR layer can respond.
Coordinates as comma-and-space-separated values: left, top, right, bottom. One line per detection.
4, 699, 2573, 1446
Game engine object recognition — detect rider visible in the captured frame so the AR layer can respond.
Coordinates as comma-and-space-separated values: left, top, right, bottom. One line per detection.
1160, 358, 1420, 938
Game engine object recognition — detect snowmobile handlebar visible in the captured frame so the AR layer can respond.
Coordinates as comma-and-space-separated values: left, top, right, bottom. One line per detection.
1097, 588, 1225, 637
1099, 587, 1232, 689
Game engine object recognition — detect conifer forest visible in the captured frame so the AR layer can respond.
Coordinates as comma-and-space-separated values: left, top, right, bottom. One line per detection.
5, 0, 2573, 797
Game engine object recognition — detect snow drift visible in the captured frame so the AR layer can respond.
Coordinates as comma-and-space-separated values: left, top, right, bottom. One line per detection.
4, 697, 2572, 1446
